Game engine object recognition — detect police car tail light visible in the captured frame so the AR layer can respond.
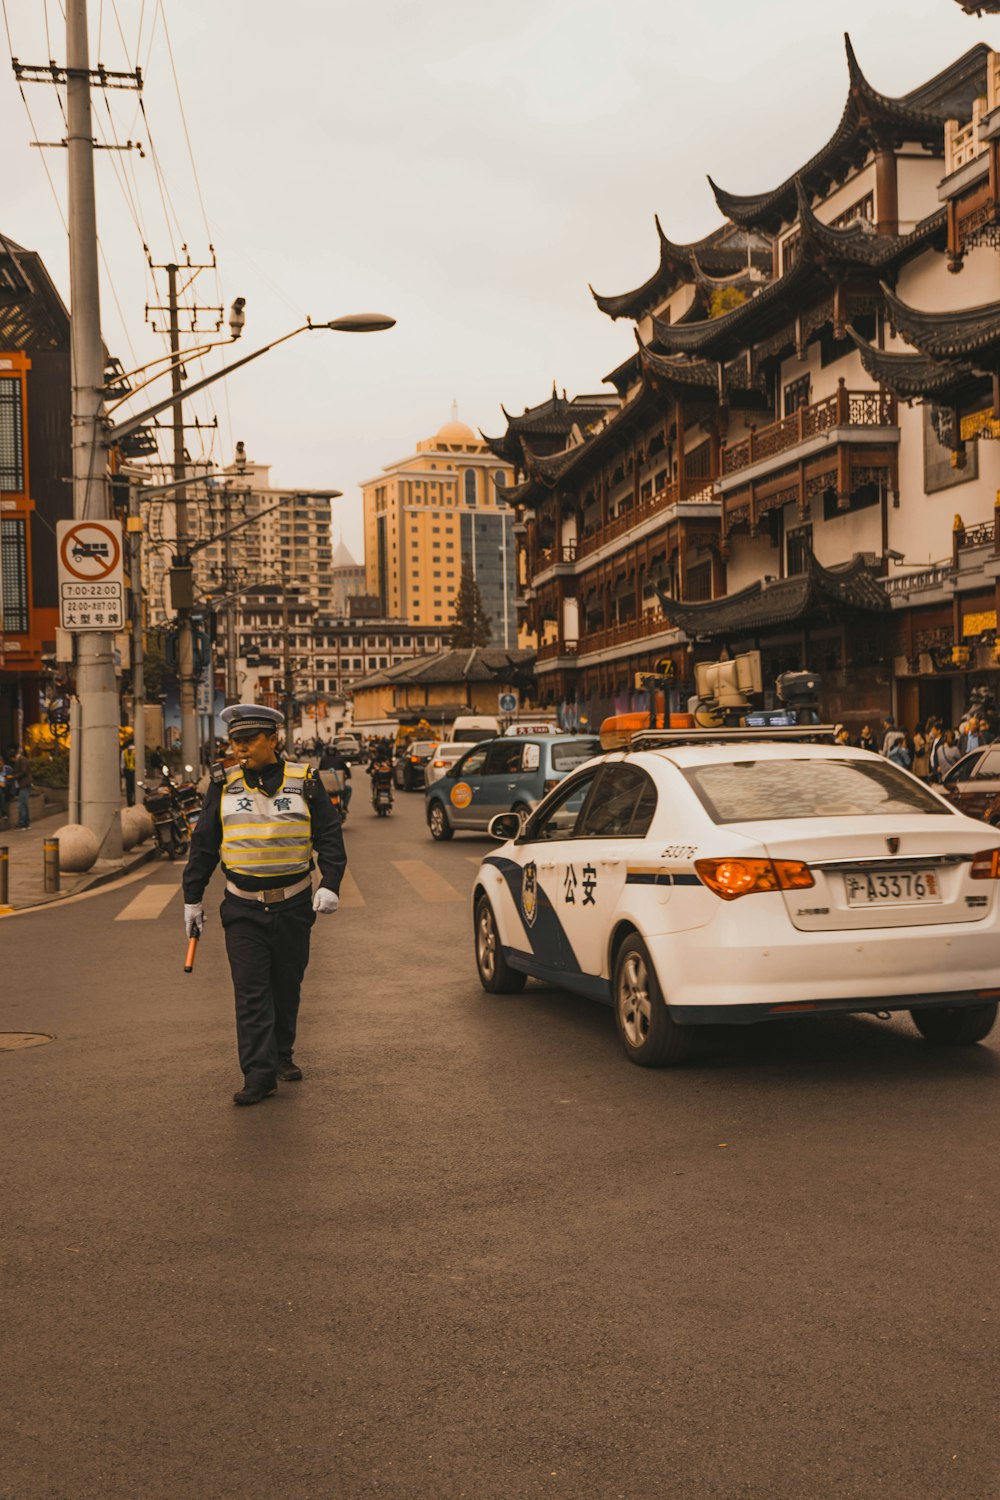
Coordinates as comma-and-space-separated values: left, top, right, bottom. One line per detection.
970, 848, 1000, 880
695, 858, 814, 901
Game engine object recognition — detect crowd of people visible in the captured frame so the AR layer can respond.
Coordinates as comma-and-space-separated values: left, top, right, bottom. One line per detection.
832, 711, 995, 782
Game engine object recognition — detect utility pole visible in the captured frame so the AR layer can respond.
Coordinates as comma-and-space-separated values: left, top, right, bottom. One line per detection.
166, 263, 198, 771
146, 260, 221, 771
222, 483, 239, 702
66, 0, 126, 857
127, 481, 146, 795
281, 580, 293, 734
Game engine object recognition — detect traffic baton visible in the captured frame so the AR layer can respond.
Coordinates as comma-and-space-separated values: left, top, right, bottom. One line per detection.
184, 932, 199, 973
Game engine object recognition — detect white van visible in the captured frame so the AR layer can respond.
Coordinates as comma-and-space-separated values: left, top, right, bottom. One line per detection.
449, 714, 501, 745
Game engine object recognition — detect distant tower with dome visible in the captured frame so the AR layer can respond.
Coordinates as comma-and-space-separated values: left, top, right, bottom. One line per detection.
360, 405, 517, 646
329, 533, 367, 615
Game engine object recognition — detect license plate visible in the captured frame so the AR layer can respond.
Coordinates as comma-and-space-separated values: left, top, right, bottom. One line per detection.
844, 868, 942, 906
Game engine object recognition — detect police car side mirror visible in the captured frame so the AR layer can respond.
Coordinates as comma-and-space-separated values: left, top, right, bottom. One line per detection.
488, 812, 521, 841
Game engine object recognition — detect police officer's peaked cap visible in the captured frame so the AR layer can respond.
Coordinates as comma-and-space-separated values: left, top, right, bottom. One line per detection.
221, 703, 285, 739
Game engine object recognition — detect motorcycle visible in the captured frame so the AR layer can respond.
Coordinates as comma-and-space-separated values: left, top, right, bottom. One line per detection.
169, 765, 203, 834
370, 761, 394, 817
143, 773, 192, 860
319, 766, 349, 821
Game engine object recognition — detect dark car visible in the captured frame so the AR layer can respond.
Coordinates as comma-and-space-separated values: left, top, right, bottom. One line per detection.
332, 735, 364, 765
394, 740, 436, 791
941, 743, 1000, 822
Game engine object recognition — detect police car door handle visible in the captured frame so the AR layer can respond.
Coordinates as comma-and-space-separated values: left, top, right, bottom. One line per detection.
600, 856, 621, 867
539, 859, 556, 870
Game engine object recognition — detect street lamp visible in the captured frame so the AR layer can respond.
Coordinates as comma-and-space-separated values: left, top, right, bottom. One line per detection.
326, 314, 396, 333
109, 313, 397, 444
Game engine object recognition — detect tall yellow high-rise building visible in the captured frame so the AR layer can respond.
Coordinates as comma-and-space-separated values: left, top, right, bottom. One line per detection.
361, 415, 516, 644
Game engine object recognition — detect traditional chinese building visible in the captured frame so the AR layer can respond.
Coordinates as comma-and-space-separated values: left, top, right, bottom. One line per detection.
499, 36, 1000, 730
0, 237, 73, 747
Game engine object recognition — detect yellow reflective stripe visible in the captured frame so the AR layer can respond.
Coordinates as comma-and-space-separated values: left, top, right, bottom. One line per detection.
223, 858, 313, 870
220, 820, 311, 833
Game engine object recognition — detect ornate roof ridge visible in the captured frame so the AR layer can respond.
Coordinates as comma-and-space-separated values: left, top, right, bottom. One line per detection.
654, 548, 890, 637
880, 282, 1000, 357
590, 217, 769, 321
650, 251, 813, 356
794, 179, 946, 265
846, 326, 976, 395
689, 253, 769, 293
709, 34, 949, 232
636, 335, 720, 390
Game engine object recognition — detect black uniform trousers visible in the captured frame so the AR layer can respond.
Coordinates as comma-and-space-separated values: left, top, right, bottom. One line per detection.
220, 889, 316, 1088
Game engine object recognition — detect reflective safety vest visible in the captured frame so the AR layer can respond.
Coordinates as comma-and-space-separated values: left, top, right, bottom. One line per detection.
122, 746, 135, 771
220, 760, 313, 879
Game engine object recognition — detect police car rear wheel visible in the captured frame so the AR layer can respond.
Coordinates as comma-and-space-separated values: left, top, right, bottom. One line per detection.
613, 935, 689, 1067
910, 1002, 997, 1045
475, 894, 526, 994
428, 802, 453, 841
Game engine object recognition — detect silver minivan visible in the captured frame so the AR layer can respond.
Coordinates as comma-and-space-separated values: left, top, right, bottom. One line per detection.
425, 734, 601, 839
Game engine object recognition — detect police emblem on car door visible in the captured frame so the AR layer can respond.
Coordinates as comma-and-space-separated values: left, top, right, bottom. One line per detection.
521, 861, 538, 927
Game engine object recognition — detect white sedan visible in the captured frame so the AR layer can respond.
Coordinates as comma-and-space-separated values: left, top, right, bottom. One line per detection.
471, 730, 1000, 1066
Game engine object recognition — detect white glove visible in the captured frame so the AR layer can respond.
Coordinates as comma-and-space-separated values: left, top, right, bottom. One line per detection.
313, 888, 340, 915
184, 902, 205, 937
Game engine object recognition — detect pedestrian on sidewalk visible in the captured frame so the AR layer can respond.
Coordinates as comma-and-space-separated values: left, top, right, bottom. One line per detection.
181, 703, 347, 1107
0, 752, 12, 828
121, 735, 136, 807
11, 747, 32, 829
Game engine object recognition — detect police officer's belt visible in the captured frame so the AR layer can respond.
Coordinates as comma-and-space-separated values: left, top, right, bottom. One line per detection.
225, 874, 312, 904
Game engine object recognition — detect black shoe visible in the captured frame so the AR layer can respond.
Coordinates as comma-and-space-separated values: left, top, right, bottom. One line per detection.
233, 1083, 277, 1106
277, 1061, 303, 1082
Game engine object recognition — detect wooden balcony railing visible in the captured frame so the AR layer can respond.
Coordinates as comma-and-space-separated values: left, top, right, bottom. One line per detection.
956, 520, 996, 551
574, 479, 717, 562
537, 542, 578, 569
882, 563, 956, 596
576, 615, 669, 654
721, 386, 897, 478
945, 97, 989, 177
536, 638, 579, 661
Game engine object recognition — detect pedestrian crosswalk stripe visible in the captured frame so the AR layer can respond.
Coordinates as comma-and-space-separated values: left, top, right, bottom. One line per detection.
392, 860, 463, 903
115, 883, 181, 921
339, 869, 365, 908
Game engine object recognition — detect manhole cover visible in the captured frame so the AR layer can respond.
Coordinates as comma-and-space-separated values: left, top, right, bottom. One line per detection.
0, 1032, 54, 1051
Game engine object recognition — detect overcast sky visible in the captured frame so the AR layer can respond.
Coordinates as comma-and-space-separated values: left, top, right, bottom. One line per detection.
3, 0, 998, 562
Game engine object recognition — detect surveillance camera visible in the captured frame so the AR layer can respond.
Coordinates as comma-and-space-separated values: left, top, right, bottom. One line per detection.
235, 440, 247, 472
229, 296, 246, 339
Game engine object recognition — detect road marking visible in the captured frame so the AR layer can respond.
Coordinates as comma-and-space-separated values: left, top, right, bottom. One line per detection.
339, 869, 365, 908
115, 883, 181, 921
392, 860, 464, 903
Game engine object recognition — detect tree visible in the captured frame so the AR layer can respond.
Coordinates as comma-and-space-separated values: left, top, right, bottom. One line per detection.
450, 564, 492, 647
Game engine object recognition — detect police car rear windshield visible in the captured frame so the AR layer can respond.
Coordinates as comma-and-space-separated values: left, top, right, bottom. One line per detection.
681, 758, 951, 824
550, 738, 601, 771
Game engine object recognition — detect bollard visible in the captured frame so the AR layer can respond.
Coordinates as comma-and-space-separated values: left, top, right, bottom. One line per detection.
0, 846, 8, 908
43, 837, 60, 894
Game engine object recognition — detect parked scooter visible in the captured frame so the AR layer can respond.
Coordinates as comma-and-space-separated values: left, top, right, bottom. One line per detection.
143, 772, 192, 860
370, 760, 394, 817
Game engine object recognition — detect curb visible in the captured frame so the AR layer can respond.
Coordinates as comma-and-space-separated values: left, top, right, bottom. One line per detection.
8, 842, 161, 912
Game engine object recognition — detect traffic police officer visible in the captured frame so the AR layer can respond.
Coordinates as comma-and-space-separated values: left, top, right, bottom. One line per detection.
182, 704, 347, 1106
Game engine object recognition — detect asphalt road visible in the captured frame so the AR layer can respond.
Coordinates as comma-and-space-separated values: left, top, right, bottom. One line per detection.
2, 785, 999, 1500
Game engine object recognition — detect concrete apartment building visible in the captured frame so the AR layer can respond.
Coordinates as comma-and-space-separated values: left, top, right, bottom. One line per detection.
144, 456, 336, 626
361, 414, 518, 645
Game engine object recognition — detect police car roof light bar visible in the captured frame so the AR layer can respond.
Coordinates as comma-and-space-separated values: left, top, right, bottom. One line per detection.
629, 726, 839, 751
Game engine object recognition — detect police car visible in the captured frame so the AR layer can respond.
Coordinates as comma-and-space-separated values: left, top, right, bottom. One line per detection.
471, 726, 1000, 1066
